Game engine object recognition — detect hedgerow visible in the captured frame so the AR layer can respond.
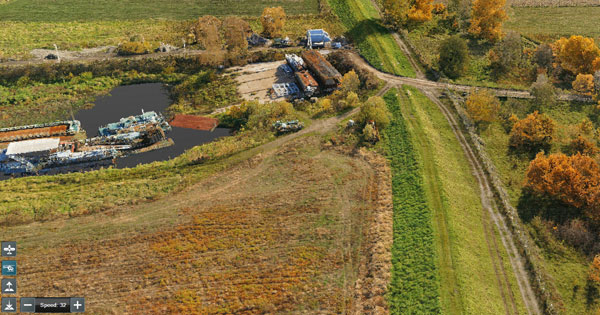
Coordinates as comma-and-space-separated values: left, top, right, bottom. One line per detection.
383, 89, 441, 314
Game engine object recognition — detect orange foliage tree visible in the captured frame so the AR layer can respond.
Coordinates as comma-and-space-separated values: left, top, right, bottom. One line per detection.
524, 153, 600, 220
465, 89, 500, 124
408, 0, 434, 23
468, 0, 507, 42
573, 74, 595, 95
260, 7, 286, 38
553, 35, 600, 75
509, 111, 555, 150
570, 135, 599, 156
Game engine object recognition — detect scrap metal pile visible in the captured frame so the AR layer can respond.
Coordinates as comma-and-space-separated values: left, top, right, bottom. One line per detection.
272, 120, 304, 134
0, 111, 172, 175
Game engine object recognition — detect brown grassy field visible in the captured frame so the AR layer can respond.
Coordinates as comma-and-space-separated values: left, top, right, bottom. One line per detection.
1, 135, 392, 314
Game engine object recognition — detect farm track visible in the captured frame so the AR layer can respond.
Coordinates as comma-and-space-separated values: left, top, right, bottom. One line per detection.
418, 87, 541, 315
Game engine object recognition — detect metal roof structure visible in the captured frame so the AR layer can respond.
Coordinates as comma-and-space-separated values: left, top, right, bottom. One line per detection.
307, 29, 331, 48
6, 138, 60, 156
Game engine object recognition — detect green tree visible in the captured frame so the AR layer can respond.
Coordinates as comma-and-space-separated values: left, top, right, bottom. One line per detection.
438, 35, 469, 79
357, 96, 391, 129
489, 31, 523, 77
530, 74, 556, 108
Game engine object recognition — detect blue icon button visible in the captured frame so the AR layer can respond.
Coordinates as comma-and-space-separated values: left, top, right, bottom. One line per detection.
1, 261, 16, 276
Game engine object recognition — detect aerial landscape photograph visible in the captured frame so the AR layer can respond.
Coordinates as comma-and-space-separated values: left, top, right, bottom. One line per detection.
0, 0, 599, 314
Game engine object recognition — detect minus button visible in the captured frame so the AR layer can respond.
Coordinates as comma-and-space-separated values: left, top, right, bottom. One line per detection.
20, 298, 35, 313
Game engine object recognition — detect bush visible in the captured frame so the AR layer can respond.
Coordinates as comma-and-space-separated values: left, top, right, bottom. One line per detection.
117, 41, 152, 56
530, 74, 556, 108
438, 35, 468, 79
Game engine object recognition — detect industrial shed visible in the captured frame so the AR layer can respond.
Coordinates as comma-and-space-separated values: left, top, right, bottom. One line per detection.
6, 138, 60, 157
301, 50, 342, 89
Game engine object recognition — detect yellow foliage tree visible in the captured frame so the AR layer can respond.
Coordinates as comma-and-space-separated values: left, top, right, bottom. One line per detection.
553, 35, 600, 75
573, 74, 595, 95
223, 17, 251, 52
340, 70, 360, 94
260, 7, 286, 38
468, 0, 507, 42
466, 89, 500, 124
383, 0, 409, 29
408, 0, 434, 23
194, 16, 222, 50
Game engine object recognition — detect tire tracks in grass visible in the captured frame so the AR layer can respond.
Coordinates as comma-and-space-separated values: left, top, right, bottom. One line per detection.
419, 87, 541, 315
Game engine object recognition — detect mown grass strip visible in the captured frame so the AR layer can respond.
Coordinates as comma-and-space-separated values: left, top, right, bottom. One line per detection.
327, 0, 415, 77
383, 88, 440, 314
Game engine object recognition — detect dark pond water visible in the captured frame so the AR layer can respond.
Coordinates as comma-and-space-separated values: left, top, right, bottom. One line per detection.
75, 83, 231, 169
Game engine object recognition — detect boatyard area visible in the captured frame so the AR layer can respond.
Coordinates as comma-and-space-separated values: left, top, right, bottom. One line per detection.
0, 111, 173, 175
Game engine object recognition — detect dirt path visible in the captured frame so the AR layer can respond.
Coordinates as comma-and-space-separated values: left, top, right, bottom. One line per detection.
419, 87, 542, 315
346, 51, 592, 103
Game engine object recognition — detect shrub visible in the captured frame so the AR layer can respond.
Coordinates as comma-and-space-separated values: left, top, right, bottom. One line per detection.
534, 43, 554, 72
509, 111, 555, 151
117, 41, 152, 56
438, 36, 468, 79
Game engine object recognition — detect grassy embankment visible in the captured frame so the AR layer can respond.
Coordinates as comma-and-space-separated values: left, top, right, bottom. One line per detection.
478, 98, 600, 314
384, 87, 527, 314
327, 0, 415, 77
0, 0, 342, 59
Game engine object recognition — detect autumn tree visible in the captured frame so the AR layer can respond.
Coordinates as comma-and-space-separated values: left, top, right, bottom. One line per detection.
509, 111, 555, 150
223, 17, 251, 52
261, 7, 286, 38
524, 153, 600, 220
530, 74, 556, 108
553, 35, 600, 75
194, 15, 222, 50
383, 0, 409, 29
438, 35, 469, 79
340, 70, 360, 94
569, 135, 599, 156
466, 89, 500, 124
357, 96, 391, 129
468, 0, 507, 42
408, 0, 434, 23
573, 73, 595, 95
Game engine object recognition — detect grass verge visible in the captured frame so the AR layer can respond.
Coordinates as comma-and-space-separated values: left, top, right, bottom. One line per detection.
328, 0, 415, 77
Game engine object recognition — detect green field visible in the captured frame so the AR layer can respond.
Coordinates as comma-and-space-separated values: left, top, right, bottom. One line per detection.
386, 87, 527, 314
328, 0, 416, 77
506, 7, 600, 42
0, 14, 343, 59
0, 0, 319, 21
